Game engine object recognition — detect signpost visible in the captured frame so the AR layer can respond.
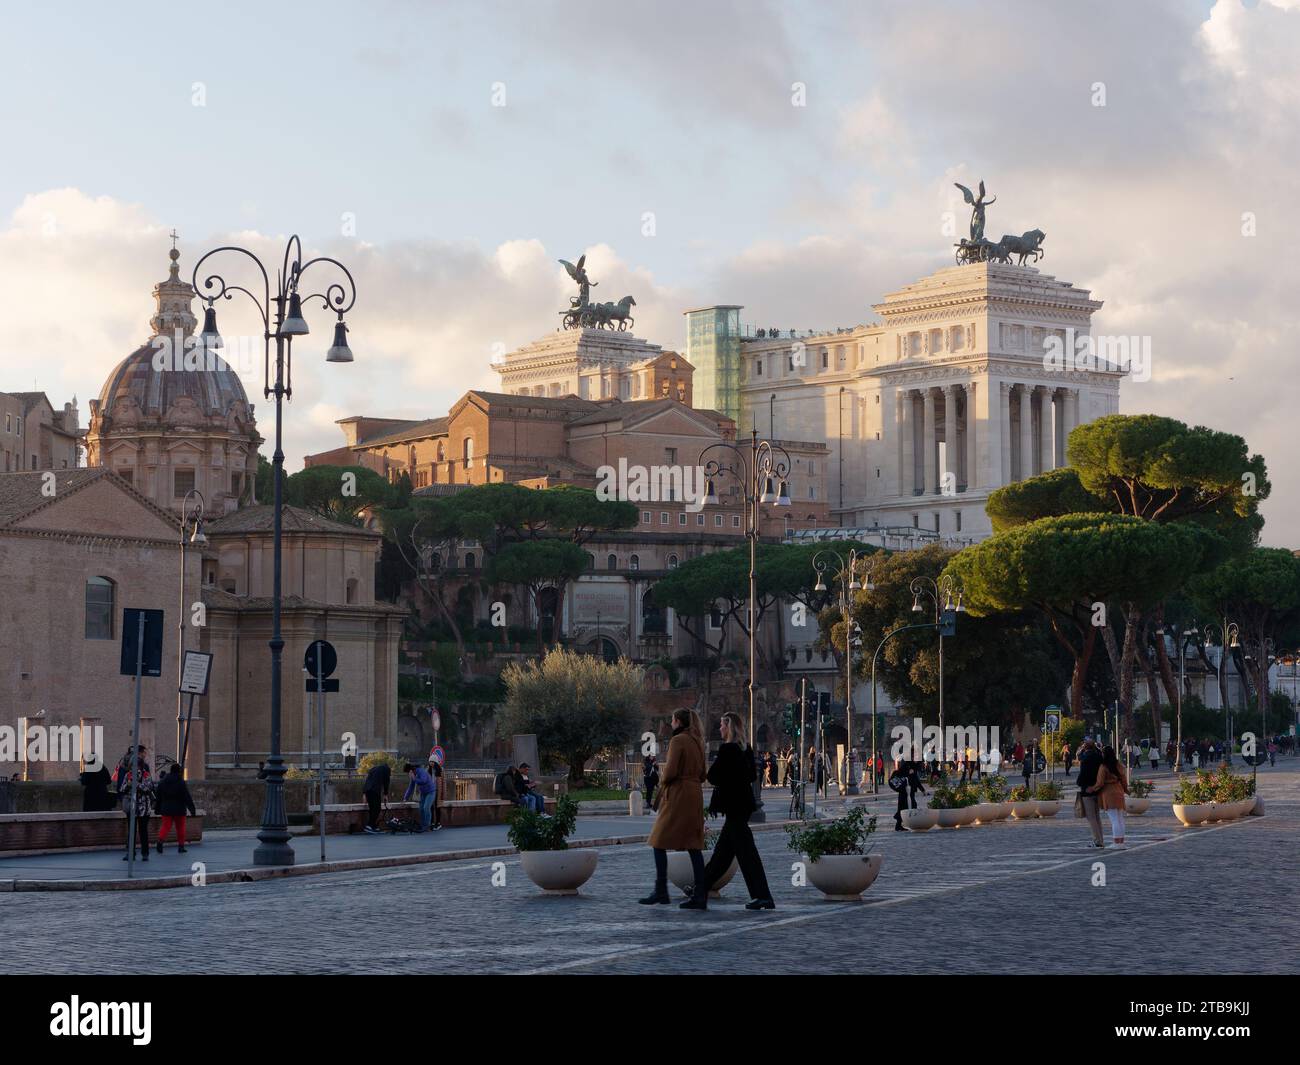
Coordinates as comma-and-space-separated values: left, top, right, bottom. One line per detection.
429, 745, 445, 766
1044, 705, 1061, 780
120, 608, 163, 879
304, 640, 339, 862
178, 650, 212, 771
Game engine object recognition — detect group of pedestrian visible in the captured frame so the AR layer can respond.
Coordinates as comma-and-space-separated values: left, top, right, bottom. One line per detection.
639, 708, 774, 912
113, 746, 197, 861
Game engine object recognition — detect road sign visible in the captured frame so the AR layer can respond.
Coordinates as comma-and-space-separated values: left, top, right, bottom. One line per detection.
120, 608, 164, 677
429, 745, 445, 765
305, 640, 340, 693
1045, 708, 1062, 734
179, 650, 212, 695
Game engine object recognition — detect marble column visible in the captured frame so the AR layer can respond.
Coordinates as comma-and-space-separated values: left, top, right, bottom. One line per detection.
944, 384, 959, 494
1063, 387, 1079, 461
899, 389, 914, 496
964, 382, 977, 492
1017, 384, 1033, 481
998, 382, 1010, 485
1038, 386, 1054, 474
922, 387, 937, 495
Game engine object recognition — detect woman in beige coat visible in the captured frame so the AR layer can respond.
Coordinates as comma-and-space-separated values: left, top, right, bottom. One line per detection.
639, 708, 707, 905
1087, 744, 1129, 846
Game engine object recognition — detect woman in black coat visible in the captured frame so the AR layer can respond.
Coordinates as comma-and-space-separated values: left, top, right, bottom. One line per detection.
684, 712, 774, 912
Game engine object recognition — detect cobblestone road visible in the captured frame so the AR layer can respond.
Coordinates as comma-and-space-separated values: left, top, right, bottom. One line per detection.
3, 765, 1297, 974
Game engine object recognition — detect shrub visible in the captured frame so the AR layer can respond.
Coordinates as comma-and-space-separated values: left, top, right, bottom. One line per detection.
506, 794, 579, 851
954, 783, 982, 807
1034, 779, 1063, 801
928, 783, 960, 809
1128, 778, 1155, 799
1173, 765, 1255, 805
979, 774, 1010, 803
785, 807, 877, 863
357, 750, 404, 781
1009, 784, 1031, 802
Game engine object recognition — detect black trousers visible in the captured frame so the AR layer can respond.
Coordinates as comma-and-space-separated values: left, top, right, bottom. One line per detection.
125, 813, 149, 853
364, 791, 382, 829
702, 813, 772, 901
653, 846, 702, 889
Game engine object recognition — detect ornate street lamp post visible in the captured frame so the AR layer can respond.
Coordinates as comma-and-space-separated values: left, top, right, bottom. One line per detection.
192, 236, 356, 866
176, 490, 207, 770
1200, 621, 1240, 768
701, 429, 792, 822
812, 548, 874, 794
910, 575, 963, 766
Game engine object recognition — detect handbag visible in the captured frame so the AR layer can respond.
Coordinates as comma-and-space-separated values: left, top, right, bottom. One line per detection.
1073, 793, 1085, 818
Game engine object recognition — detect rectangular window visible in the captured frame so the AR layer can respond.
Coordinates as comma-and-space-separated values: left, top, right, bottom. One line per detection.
174, 468, 196, 497
642, 510, 652, 523
660, 512, 669, 525
709, 607, 723, 630
732, 514, 741, 528
85, 578, 114, 640
755, 359, 763, 377
4, 414, 9, 432
934, 512, 941, 532
695, 513, 704, 526
678, 512, 687, 525
666, 448, 677, 465
956, 511, 963, 532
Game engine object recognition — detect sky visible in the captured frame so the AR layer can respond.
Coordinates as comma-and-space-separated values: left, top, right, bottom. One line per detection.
0, 0, 1296, 544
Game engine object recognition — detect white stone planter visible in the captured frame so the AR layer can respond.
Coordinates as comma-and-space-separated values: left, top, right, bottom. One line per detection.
1125, 796, 1151, 816
1034, 800, 1061, 819
803, 852, 884, 900
901, 808, 939, 831
1010, 801, 1038, 819
957, 806, 980, 826
518, 848, 598, 895
935, 808, 964, 828
666, 852, 736, 897
1172, 803, 1214, 826
972, 802, 998, 824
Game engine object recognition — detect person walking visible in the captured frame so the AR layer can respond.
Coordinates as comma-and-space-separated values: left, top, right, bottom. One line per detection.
643, 753, 659, 809
890, 761, 910, 831
639, 708, 707, 906
402, 762, 438, 832
80, 760, 113, 811
115, 746, 154, 861
1074, 737, 1105, 848
1062, 742, 1073, 776
1149, 745, 1159, 771
1088, 745, 1129, 846
687, 711, 774, 911
155, 764, 196, 854
361, 758, 392, 834
429, 757, 445, 828
1020, 748, 1033, 793
907, 758, 927, 812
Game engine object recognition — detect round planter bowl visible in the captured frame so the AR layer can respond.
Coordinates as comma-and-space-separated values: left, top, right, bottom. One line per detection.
1172, 803, 1213, 826
1125, 796, 1151, 816
1010, 801, 1038, 820
972, 802, 997, 824
901, 808, 939, 831
957, 806, 980, 826
519, 849, 598, 895
1034, 800, 1061, 819
804, 852, 884, 900
667, 852, 736, 897
935, 808, 965, 829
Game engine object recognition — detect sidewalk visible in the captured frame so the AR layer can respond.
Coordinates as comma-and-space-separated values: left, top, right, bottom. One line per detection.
0, 812, 794, 892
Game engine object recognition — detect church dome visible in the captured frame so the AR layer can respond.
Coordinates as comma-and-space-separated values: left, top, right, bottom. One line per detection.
95, 245, 251, 421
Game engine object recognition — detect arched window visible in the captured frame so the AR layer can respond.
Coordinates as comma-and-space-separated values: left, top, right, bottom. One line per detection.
606, 553, 618, 570
85, 577, 115, 640
436, 442, 445, 462
586, 552, 596, 570
345, 577, 358, 604
462, 436, 474, 468
465, 552, 476, 569
629, 554, 640, 571
668, 554, 679, 569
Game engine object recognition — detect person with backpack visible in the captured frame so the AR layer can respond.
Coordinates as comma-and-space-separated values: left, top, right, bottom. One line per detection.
402, 763, 438, 832
362, 759, 392, 834
155, 764, 196, 853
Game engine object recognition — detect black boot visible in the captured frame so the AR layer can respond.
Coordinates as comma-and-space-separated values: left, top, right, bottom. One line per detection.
745, 897, 775, 911
638, 884, 670, 905
679, 890, 708, 910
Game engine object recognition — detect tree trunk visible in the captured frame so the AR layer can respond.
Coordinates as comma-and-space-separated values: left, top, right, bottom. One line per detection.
1118, 606, 1141, 743
1150, 603, 1180, 708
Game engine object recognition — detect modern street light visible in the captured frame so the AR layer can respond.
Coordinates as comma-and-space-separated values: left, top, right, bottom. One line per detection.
701, 429, 792, 823
176, 490, 206, 770
812, 547, 874, 795
909, 574, 963, 767
192, 236, 357, 867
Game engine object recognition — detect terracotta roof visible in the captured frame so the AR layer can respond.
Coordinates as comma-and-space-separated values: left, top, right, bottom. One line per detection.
204, 504, 379, 538
357, 417, 449, 447
6, 391, 54, 414
0, 468, 104, 525
464, 390, 598, 412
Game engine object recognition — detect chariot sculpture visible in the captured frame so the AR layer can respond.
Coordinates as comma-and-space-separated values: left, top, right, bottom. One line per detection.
558, 254, 636, 331
952, 181, 1046, 266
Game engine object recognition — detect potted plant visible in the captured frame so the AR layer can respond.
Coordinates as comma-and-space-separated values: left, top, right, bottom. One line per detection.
1172, 766, 1256, 826
786, 808, 882, 900
1009, 784, 1037, 820
927, 783, 966, 829
507, 795, 597, 894
1032, 779, 1063, 817
900, 805, 939, 831
1126, 777, 1155, 815
977, 774, 1011, 821
667, 826, 737, 897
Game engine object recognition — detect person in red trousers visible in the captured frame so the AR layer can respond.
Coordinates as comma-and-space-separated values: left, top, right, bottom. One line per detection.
155, 764, 197, 853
